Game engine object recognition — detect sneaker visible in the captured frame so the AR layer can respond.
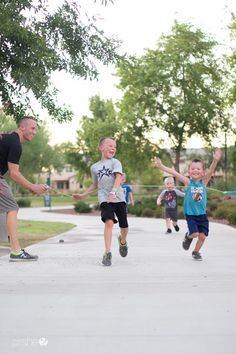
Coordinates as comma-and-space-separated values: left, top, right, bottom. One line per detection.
118, 236, 128, 257
174, 225, 180, 232
165, 228, 172, 234
192, 251, 202, 261
9, 249, 38, 262
102, 252, 112, 266
182, 232, 193, 250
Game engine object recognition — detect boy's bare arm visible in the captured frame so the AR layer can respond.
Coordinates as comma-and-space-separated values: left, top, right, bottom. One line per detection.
153, 158, 189, 186
129, 192, 134, 206
204, 149, 222, 185
107, 172, 123, 203
156, 196, 162, 205
73, 183, 97, 200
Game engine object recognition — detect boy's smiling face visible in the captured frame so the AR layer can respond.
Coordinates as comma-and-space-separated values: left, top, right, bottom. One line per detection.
188, 161, 205, 181
99, 138, 116, 159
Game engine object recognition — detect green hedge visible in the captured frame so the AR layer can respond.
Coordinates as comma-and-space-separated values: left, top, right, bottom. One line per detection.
74, 201, 92, 213
17, 198, 31, 207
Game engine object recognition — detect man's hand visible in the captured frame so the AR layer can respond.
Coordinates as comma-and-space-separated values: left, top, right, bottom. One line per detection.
30, 184, 48, 195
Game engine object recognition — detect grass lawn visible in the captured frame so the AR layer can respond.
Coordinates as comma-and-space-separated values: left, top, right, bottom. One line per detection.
0, 219, 76, 248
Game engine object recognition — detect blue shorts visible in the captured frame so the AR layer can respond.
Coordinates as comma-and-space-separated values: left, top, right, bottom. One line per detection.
185, 214, 209, 236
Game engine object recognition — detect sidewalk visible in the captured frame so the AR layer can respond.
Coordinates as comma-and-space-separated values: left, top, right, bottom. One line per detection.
0, 207, 236, 354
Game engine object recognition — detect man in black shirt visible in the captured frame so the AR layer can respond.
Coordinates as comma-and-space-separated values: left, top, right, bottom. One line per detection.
0, 116, 48, 261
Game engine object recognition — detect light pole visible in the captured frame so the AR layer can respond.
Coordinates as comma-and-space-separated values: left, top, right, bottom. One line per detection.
224, 130, 228, 190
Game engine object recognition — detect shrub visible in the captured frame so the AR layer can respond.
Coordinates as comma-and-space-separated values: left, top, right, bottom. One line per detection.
74, 201, 92, 213
128, 202, 143, 217
155, 207, 164, 218
227, 206, 236, 225
141, 208, 156, 217
213, 204, 230, 220
207, 200, 219, 216
17, 198, 31, 207
93, 203, 101, 211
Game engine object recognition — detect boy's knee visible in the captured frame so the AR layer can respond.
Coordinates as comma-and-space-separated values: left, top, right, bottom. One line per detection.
190, 232, 199, 239
105, 219, 114, 227
199, 233, 206, 241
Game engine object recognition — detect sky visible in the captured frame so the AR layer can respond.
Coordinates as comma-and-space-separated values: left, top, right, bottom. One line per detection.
44, 0, 236, 146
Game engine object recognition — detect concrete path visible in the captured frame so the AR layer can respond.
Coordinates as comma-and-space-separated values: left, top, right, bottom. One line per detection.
0, 207, 236, 354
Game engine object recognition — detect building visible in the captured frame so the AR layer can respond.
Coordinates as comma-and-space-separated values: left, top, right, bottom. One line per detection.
44, 165, 82, 193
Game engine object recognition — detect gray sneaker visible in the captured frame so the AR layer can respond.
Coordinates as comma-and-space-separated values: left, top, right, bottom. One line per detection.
182, 232, 193, 250
118, 236, 128, 257
102, 252, 112, 266
192, 251, 202, 261
9, 249, 38, 262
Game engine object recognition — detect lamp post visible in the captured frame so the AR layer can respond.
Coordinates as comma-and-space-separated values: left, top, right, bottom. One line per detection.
224, 130, 228, 190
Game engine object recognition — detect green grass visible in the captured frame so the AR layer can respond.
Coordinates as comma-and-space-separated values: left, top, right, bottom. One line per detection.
0, 219, 76, 248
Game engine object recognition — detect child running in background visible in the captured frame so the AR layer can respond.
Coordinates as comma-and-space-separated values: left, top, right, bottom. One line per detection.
157, 176, 185, 234
153, 149, 222, 260
121, 173, 134, 209
73, 137, 128, 267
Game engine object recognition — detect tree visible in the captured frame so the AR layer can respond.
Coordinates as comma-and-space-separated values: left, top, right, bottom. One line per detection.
65, 95, 120, 179
0, 0, 120, 123
116, 21, 230, 171
65, 95, 159, 181
228, 13, 236, 106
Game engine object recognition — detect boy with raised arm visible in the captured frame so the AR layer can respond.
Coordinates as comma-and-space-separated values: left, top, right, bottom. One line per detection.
153, 149, 222, 260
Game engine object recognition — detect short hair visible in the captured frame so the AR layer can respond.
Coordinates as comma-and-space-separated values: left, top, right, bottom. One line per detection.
189, 158, 205, 169
99, 136, 115, 146
17, 116, 37, 128
164, 176, 175, 186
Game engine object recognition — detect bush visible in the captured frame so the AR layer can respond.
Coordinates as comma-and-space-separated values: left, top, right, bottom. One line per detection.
93, 203, 101, 211
227, 206, 236, 225
213, 204, 230, 220
207, 200, 219, 216
74, 201, 92, 213
141, 208, 156, 217
128, 202, 143, 217
17, 198, 31, 207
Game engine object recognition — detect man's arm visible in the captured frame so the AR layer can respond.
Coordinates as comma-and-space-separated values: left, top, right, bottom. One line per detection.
153, 158, 189, 186
8, 162, 47, 194
204, 149, 222, 186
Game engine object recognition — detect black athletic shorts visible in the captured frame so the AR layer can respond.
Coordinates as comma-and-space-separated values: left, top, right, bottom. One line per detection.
100, 202, 128, 228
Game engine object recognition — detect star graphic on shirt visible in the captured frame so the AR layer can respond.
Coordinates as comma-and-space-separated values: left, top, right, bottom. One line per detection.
97, 165, 112, 179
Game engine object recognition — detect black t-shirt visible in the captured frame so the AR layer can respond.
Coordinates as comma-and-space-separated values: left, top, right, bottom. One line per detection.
163, 190, 178, 210
0, 132, 22, 175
